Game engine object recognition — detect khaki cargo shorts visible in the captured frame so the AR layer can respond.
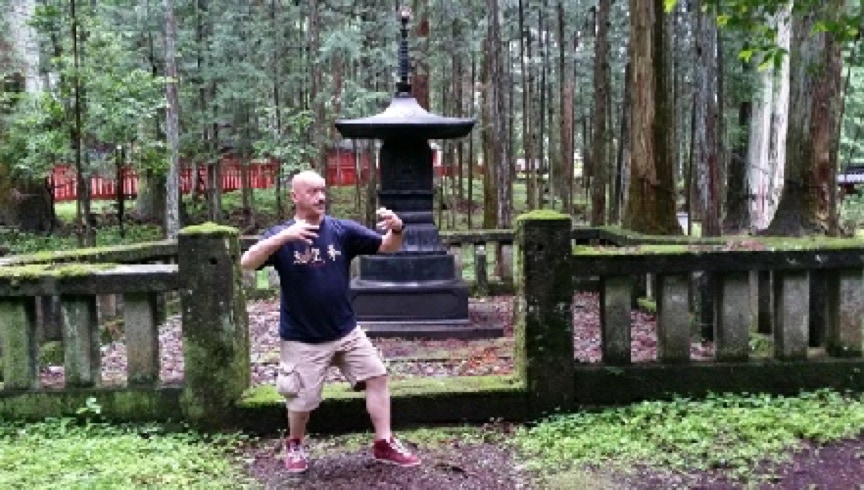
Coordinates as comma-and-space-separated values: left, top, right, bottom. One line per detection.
276, 326, 386, 412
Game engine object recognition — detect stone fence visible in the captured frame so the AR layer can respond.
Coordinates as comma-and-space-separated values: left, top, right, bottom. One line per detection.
0, 225, 247, 428
2, 215, 864, 430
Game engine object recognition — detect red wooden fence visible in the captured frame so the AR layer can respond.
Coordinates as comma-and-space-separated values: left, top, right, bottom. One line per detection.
50, 150, 450, 202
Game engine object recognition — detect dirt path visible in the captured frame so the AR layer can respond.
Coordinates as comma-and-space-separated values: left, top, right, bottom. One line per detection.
242, 434, 864, 489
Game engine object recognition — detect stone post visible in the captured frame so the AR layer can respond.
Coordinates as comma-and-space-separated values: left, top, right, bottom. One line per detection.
715, 272, 752, 362
475, 244, 489, 296
656, 274, 690, 363
601, 276, 634, 365
514, 211, 574, 416
774, 271, 809, 360
177, 223, 250, 427
61, 295, 100, 387
0, 297, 38, 390
826, 269, 864, 357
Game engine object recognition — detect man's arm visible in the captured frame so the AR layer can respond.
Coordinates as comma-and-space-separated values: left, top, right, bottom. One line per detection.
375, 208, 404, 254
240, 222, 318, 270
378, 228, 404, 254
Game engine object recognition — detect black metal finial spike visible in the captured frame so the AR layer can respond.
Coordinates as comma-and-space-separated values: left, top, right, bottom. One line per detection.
396, 6, 412, 95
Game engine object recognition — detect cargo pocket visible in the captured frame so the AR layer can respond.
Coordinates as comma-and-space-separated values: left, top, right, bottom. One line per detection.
276, 363, 303, 398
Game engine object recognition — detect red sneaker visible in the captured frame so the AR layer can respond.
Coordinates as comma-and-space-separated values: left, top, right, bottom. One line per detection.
373, 436, 421, 467
283, 438, 308, 473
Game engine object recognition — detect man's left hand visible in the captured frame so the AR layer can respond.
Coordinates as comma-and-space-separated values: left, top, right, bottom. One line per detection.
376, 207, 403, 233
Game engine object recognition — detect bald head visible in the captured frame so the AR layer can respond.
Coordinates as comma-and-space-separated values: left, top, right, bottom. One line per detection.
291, 170, 325, 192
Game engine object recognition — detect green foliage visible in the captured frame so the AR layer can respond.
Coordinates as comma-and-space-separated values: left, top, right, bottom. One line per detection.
515, 390, 864, 483
0, 416, 255, 489
840, 192, 864, 230
0, 92, 70, 179
667, 0, 859, 70
0, 225, 162, 255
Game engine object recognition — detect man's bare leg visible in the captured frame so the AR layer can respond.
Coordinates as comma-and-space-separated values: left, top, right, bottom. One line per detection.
288, 410, 310, 441
364, 375, 392, 441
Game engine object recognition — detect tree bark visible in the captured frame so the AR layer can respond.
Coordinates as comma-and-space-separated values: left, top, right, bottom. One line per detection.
623, 0, 680, 234
486, 0, 510, 228
723, 100, 752, 233
766, 1, 844, 236
558, 1, 574, 215
693, 1, 721, 236
747, 50, 775, 230
70, 0, 94, 246
164, 0, 180, 238
590, 0, 611, 225
309, 0, 327, 179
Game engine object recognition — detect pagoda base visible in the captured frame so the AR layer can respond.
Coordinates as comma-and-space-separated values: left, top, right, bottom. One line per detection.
350, 279, 500, 339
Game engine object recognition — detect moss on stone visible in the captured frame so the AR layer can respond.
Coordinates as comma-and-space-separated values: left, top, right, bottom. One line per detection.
515, 209, 570, 222
637, 297, 657, 314
573, 235, 864, 256
237, 376, 524, 409
0, 263, 117, 280
179, 222, 239, 237
2, 240, 177, 266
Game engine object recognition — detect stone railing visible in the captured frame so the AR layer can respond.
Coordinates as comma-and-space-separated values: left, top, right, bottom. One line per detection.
0, 225, 248, 427
4, 215, 864, 429
514, 212, 864, 413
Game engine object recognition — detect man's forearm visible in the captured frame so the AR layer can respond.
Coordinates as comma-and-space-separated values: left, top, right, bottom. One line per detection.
240, 235, 284, 270
379, 229, 404, 253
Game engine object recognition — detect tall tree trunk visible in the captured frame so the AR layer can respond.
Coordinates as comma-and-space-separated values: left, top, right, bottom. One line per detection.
485, 0, 509, 228
538, 4, 548, 210
724, 98, 752, 233
653, 0, 680, 234
611, 62, 631, 224
693, 0, 721, 237
518, 0, 536, 210
412, 0, 430, 110
747, 50, 775, 230
766, 1, 844, 236
765, 5, 792, 229
309, 0, 327, 178
164, 0, 180, 238
481, 16, 497, 229
624, 0, 679, 234
557, 1, 574, 215
270, 0, 284, 220
70, 0, 94, 246
591, 0, 611, 225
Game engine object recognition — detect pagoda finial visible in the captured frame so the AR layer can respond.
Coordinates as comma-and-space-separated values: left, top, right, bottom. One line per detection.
397, 6, 412, 95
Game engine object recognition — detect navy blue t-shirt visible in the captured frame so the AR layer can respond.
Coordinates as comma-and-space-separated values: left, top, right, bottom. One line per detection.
260, 216, 382, 343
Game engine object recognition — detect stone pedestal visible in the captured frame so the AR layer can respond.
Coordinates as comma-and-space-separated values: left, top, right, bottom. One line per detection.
177, 224, 249, 427
349, 137, 497, 338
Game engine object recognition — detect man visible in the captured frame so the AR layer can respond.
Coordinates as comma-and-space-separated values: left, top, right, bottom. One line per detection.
240, 170, 420, 473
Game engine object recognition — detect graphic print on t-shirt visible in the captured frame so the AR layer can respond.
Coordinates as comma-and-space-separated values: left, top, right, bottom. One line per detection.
293, 243, 341, 267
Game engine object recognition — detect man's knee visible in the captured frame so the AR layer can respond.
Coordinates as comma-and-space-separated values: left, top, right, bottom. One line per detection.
363, 374, 388, 391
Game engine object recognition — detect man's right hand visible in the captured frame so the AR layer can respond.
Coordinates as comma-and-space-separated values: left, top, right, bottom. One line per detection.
278, 220, 319, 245
240, 221, 319, 270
